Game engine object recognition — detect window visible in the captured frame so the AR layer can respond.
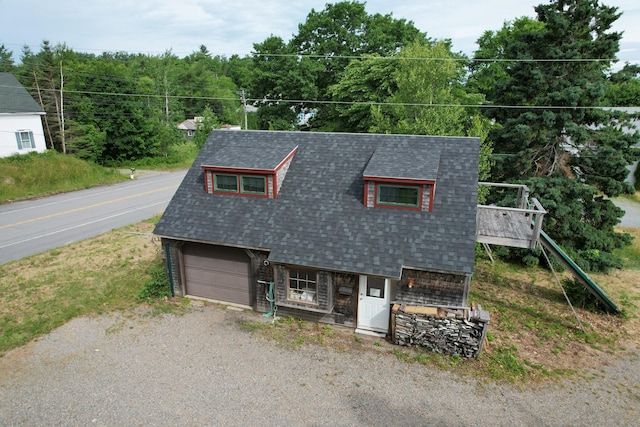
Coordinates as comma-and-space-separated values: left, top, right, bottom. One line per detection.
377, 184, 419, 208
241, 175, 266, 195
15, 131, 35, 150
215, 174, 238, 192
213, 173, 266, 196
367, 276, 385, 298
288, 269, 317, 304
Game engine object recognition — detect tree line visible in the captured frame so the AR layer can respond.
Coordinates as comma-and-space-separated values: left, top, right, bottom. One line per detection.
1, 0, 639, 272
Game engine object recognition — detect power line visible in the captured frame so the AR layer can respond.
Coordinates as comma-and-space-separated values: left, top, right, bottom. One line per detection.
3, 84, 640, 111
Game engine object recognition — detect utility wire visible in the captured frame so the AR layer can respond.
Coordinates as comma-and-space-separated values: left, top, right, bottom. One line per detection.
3, 83, 640, 111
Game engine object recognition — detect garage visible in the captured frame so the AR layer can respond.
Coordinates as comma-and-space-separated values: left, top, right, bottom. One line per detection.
182, 243, 252, 306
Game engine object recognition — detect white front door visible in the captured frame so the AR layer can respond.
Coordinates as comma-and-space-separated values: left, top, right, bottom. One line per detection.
356, 275, 391, 335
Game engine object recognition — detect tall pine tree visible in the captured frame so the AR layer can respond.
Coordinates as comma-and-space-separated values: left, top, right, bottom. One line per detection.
475, 0, 640, 271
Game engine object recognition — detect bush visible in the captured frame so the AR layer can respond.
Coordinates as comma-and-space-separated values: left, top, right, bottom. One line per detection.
561, 278, 605, 312
137, 262, 172, 301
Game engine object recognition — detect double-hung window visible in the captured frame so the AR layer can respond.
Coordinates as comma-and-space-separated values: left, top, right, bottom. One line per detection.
15, 131, 35, 150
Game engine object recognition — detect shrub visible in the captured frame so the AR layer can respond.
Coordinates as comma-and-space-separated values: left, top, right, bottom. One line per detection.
137, 262, 172, 301
561, 278, 605, 312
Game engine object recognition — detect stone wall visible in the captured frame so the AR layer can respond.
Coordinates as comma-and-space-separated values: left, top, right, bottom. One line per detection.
391, 304, 490, 358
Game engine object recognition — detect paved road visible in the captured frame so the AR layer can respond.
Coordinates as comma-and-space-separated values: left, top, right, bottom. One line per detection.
613, 197, 640, 228
0, 170, 186, 265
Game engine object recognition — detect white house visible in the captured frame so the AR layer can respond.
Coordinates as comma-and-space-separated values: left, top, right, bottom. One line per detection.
0, 73, 47, 158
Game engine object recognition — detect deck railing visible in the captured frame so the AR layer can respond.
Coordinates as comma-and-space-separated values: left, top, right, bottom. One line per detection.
476, 183, 547, 249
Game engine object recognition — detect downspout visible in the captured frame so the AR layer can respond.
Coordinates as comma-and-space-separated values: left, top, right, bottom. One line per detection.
165, 242, 175, 297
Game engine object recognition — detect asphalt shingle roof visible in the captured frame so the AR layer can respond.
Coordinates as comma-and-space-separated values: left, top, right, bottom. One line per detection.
201, 139, 298, 170
0, 73, 45, 114
154, 130, 480, 278
364, 144, 441, 180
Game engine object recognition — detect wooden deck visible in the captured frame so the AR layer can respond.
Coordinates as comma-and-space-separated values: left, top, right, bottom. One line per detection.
476, 183, 546, 250
477, 206, 538, 249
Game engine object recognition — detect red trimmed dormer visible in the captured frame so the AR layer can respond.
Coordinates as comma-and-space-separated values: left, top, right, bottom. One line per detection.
363, 144, 439, 212
202, 143, 297, 199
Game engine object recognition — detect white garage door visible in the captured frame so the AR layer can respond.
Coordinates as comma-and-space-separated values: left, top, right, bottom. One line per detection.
182, 243, 252, 306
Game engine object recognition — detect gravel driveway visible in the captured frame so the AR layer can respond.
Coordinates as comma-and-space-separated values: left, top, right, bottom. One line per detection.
1, 304, 638, 427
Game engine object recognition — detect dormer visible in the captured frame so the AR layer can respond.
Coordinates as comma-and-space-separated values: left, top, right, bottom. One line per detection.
363, 145, 439, 211
202, 143, 298, 199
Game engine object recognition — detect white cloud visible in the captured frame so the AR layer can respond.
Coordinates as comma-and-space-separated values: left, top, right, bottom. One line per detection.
1, 0, 638, 64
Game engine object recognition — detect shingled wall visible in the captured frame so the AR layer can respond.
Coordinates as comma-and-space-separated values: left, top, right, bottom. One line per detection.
395, 269, 469, 307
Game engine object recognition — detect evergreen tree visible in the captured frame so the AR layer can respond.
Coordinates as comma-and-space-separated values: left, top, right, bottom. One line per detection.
474, 0, 640, 271
0, 44, 15, 72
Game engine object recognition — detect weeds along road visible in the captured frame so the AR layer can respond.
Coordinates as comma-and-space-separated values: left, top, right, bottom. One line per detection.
0, 170, 186, 265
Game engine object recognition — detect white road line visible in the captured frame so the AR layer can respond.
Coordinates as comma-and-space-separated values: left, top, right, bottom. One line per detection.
0, 200, 168, 250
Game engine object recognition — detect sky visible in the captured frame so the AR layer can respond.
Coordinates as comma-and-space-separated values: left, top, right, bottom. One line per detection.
2, 0, 639, 66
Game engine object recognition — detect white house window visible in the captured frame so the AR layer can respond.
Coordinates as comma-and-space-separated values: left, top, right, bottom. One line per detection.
288, 269, 317, 304
377, 184, 420, 208
15, 131, 35, 150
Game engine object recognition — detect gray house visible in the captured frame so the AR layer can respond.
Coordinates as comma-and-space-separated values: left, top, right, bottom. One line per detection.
154, 130, 480, 337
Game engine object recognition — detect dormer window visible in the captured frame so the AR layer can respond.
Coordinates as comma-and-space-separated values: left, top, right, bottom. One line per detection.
363, 144, 440, 212
202, 142, 298, 199
213, 174, 267, 195
377, 184, 420, 208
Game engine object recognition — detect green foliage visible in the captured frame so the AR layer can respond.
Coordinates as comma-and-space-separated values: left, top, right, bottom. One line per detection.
249, 35, 321, 130
0, 43, 15, 72
12, 41, 244, 165
0, 151, 127, 203
354, 41, 494, 183
137, 261, 172, 302
561, 278, 605, 312
292, 1, 425, 99
193, 106, 221, 149
126, 141, 199, 170
494, 177, 631, 272
605, 64, 640, 106
483, 345, 527, 381
473, 1, 639, 271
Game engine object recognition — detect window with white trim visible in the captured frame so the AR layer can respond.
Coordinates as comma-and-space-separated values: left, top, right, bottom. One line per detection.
15, 131, 35, 150
288, 269, 317, 304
